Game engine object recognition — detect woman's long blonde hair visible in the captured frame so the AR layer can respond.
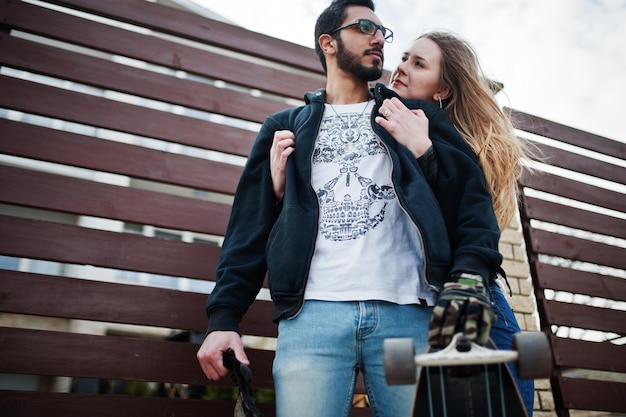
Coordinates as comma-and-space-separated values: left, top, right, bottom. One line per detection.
420, 31, 531, 231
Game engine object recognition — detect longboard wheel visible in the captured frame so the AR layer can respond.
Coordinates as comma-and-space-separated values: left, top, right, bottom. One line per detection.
383, 338, 416, 385
513, 332, 553, 379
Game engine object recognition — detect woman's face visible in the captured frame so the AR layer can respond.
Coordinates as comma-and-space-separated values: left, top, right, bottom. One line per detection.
389, 37, 447, 103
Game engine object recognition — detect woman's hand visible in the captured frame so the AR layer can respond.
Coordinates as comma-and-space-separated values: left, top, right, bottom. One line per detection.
376, 97, 432, 158
270, 130, 295, 201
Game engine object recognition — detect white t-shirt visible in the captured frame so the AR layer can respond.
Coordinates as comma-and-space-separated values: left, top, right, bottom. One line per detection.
305, 100, 435, 305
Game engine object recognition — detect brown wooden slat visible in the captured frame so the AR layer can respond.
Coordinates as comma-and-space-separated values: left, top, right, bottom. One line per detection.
530, 141, 625, 186
512, 108, 626, 159
524, 227, 626, 270
520, 194, 626, 240
0, 77, 254, 157
0, 75, 262, 161
0, 270, 278, 337
0, 327, 274, 387
558, 377, 626, 412
519, 170, 626, 213
0, 270, 207, 331
0, 111, 253, 163
0, 391, 275, 417
0, 165, 231, 235
0, 34, 289, 125
352, 408, 372, 416
0, 215, 219, 280
543, 300, 626, 334
550, 336, 626, 373
532, 262, 626, 301
48, 0, 321, 74
0, 0, 322, 100
0, 394, 367, 417
0, 119, 243, 194
0, 390, 365, 417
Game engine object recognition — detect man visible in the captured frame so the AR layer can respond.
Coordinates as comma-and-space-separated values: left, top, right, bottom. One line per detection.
197, 1, 500, 416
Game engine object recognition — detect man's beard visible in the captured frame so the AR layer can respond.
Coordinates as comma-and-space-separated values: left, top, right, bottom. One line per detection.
336, 38, 383, 81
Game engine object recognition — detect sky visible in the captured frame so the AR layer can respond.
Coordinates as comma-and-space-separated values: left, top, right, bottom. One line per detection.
192, 0, 626, 143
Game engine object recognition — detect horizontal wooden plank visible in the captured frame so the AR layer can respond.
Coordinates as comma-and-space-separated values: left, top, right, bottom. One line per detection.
511, 108, 625, 159
0, 34, 289, 125
0, 0, 323, 100
519, 170, 626, 214
531, 262, 626, 301
0, 75, 262, 163
550, 336, 626, 373
558, 377, 626, 412
0, 270, 207, 331
0, 165, 231, 236
0, 389, 369, 417
0, 327, 274, 387
524, 227, 626, 270
0, 270, 278, 337
0, 215, 220, 281
543, 300, 626, 335
49, 0, 322, 74
0, 391, 277, 417
0, 390, 370, 417
520, 195, 626, 240
0, 119, 243, 195
530, 141, 625, 186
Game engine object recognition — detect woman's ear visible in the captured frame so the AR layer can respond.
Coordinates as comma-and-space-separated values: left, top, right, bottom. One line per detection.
434, 85, 451, 101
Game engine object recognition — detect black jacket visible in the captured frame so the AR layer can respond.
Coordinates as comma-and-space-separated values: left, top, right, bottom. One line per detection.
206, 83, 501, 334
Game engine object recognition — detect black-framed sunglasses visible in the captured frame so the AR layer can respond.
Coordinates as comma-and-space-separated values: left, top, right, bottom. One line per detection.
330, 19, 394, 43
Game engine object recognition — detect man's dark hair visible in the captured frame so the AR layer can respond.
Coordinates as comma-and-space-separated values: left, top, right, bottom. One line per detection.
314, 0, 376, 73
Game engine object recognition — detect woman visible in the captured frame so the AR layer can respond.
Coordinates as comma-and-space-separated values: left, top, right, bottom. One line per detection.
271, 31, 535, 415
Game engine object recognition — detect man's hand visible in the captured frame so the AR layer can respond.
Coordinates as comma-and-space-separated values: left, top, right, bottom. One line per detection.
197, 331, 248, 381
428, 273, 495, 348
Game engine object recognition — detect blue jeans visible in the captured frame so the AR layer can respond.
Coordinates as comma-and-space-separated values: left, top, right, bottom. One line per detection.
273, 300, 432, 417
489, 282, 535, 416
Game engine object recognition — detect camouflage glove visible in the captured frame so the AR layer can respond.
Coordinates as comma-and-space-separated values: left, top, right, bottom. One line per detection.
428, 272, 495, 348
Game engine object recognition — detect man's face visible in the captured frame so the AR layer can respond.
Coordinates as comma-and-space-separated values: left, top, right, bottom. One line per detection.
334, 6, 385, 81
336, 36, 383, 81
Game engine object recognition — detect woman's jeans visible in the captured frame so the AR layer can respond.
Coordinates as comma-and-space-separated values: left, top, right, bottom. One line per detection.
273, 286, 534, 417
489, 282, 535, 416
273, 300, 431, 417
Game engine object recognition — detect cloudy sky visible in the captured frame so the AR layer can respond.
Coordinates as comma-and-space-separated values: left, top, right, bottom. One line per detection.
193, 0, 625, 143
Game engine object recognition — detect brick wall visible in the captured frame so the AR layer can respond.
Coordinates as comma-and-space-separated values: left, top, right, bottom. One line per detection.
502, 214, 556, 416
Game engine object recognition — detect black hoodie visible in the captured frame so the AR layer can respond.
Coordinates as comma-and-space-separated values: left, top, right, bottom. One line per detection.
206, 83, 501, 334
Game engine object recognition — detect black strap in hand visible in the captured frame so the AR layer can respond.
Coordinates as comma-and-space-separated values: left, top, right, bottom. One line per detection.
223, 349, 264, 417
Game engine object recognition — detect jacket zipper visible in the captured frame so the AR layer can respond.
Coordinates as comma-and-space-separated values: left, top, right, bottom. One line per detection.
374, 122, 431, 289
288, 100, 326, 320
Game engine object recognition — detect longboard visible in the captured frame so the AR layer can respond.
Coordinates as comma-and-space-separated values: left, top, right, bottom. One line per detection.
384, 332, 552, 417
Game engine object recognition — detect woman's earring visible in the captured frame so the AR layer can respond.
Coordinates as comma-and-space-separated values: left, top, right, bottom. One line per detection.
438, 96, 443, 109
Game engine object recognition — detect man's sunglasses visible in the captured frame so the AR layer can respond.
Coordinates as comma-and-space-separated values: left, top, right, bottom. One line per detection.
330, 19, 394, 43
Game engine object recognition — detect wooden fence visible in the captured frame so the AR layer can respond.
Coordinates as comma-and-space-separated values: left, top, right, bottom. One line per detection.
0, 0, 623, 416
514, 110, 625, 416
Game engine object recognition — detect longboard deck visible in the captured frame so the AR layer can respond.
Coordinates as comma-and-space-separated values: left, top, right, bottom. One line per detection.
385, 332, 551, 417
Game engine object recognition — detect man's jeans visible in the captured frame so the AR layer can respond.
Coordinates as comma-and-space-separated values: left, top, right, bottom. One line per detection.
273, 300, 431, 417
